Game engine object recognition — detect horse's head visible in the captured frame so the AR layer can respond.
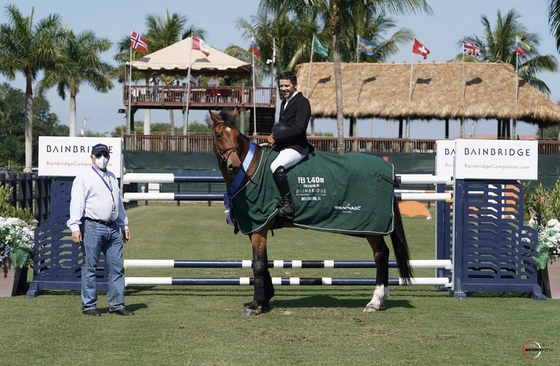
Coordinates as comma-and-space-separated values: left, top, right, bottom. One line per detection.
209, 108, 243, 177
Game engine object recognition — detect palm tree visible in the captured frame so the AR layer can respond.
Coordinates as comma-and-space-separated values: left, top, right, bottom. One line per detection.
0, 5, 64, 172
462, 9, 558, 96
115, 10, 206, 135
339, 10, 414, 63
261, 0, 431, 153
548, 0, 560, 52
230, 4, 320, 86
38, 28, 115, 137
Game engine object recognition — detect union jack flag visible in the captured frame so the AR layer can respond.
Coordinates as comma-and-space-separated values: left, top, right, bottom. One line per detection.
130, 31, 148, 53
462, 40, 481, 57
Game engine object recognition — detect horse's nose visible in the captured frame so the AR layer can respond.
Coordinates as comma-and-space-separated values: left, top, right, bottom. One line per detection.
228, 164, 240, 175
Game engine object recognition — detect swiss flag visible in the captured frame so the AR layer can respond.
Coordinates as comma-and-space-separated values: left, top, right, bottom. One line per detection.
412, 38, 430, 59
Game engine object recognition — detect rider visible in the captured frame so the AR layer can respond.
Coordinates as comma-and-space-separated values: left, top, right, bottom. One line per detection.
265, 71, 314, 220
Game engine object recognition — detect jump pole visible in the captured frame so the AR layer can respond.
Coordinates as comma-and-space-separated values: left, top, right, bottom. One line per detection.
122, 173, 453, 185
124, 259, 453, 269
125, 277, 452, 287
123, 192, 453, 202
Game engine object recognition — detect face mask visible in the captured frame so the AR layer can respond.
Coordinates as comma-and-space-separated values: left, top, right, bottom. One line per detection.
96, 156, 109, 169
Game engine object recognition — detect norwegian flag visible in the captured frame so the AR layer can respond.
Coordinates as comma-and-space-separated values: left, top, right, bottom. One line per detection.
130, 31, 148, 53
462, 40, 481, 57
412, 38, 430, 59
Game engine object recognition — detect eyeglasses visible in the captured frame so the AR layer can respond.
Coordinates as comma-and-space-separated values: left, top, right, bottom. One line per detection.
95, 153, 109, 158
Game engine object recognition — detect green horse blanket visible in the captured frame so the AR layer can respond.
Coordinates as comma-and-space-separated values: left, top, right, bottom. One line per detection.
228, 147, 396, 236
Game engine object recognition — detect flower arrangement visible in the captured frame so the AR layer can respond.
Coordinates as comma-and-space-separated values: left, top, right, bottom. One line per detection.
0, 184, 37, 269
529, 218, 560, 270
525, 179, 560, 270
0, 217, 36, 268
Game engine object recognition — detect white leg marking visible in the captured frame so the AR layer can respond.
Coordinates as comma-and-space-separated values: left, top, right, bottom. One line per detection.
364, 284, 389, 312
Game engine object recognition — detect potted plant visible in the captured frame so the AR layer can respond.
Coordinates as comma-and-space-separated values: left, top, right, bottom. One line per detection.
525, 180, 560, 298
529, 218, 560, 270
0, 184, 37, 297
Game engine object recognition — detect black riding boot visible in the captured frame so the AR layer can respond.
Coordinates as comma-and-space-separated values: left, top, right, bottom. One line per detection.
272, 166, 295, 220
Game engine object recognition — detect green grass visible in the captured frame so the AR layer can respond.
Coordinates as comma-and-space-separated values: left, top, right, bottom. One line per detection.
2, 203, 559, 365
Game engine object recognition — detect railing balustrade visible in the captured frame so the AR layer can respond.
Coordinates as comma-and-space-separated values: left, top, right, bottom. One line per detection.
123, 134, 559, 154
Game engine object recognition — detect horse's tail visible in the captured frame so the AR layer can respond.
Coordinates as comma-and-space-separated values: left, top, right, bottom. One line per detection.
390, 194, 414, 284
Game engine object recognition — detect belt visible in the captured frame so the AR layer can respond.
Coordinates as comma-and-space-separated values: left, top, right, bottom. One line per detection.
83, 217, 115, 226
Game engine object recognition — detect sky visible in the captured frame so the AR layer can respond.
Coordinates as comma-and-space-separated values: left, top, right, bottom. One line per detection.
1, 0, 559, 139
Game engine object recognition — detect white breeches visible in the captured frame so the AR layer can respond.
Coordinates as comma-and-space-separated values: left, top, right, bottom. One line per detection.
270, 148, 305, 172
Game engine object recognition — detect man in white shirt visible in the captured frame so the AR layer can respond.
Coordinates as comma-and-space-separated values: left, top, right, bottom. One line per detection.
207, 75, 219, 87
67, 143, 134, 317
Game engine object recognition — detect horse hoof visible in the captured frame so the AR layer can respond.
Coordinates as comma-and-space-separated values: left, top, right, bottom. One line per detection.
243, 308, 259, 316
363, 303, 385, 313
242, 305, 271, 316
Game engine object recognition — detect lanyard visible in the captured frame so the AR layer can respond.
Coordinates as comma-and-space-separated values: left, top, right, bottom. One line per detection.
92, 166, 113, 193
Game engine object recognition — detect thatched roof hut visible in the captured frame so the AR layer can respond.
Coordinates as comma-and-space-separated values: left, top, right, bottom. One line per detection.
295, 61, 560, 127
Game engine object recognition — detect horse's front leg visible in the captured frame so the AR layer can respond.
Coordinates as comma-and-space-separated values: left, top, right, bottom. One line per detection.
364, 236, 390, 312
243, 229, 274, 316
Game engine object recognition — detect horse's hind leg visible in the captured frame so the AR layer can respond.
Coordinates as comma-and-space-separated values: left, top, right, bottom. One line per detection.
364, 235, 390, 312
243, 230, 274, 316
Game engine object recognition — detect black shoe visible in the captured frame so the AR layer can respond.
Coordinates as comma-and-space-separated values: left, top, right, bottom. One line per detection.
109, 308, 135, 316
277, 199, 295, 220
82, 308, 101, 317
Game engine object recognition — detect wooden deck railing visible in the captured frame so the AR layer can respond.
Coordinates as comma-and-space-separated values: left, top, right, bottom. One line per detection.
123, 85, 276, 109
122, 134, 560, 154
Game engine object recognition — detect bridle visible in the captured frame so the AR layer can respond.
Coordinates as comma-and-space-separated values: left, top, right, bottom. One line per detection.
213, 121, 241, 169
212, 119, 270, 186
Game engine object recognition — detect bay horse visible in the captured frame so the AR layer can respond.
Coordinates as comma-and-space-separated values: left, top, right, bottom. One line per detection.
210, 108, 413, 316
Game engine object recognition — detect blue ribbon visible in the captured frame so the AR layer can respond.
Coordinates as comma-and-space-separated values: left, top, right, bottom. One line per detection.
223, 142, 257, 226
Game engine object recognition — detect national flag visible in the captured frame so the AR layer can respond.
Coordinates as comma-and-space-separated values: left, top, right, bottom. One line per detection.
515, 36, 531, 58
462, 40, 481, 57
192, 36, 210, 57
251, 39, 260, 58
412, 38, 430, 59
130, 31, 148, 53
358, 36, 375, 56
312, 36, 329, 58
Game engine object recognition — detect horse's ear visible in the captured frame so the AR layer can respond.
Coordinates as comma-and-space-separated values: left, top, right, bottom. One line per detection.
209, 110, 220, 125
232, 107, 238, 120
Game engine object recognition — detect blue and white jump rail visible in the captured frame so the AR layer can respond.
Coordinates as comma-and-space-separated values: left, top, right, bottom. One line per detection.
125, 277, 451, 287
123, 259, 453, 269
122, 172, 453, 185
121, 173, 454, 203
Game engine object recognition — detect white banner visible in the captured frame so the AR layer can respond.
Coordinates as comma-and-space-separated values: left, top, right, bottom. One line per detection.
454, 139, 538, 180
38, 137, 122, 177
435, 140, 455, 177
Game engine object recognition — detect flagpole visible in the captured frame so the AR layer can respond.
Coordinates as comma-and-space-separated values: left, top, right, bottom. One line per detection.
252, 45, 257, 135
306, 35, 314, 98
183, 35, 194, 137
515, 36, 519, 105
127, 47, 132, 134
356, 35, 360, 103
408, 51, 414, 103
462, 44, 466, 106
